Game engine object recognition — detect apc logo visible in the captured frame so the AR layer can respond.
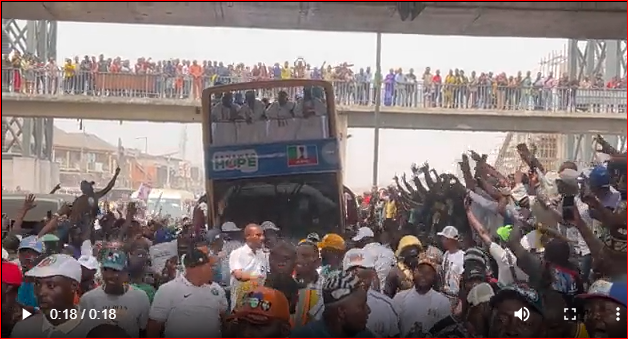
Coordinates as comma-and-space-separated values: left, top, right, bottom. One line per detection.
212, 150, 258, 173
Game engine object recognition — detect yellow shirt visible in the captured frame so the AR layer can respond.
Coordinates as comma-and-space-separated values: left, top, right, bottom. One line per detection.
444, 75, 456, 85
64, 63, 76, 77
385, 200, 397, 219
281, 67, 292, 79
574, 322, 589, 338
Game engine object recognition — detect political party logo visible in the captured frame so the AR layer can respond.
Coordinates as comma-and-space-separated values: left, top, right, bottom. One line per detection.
213, 150, 259, 173
287, 145, 318, 167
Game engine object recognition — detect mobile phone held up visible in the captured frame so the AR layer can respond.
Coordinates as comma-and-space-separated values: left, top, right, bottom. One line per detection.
562, 195, 576, 222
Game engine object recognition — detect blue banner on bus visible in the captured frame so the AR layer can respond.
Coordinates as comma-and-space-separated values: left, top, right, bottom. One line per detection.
205, 138, 341, 180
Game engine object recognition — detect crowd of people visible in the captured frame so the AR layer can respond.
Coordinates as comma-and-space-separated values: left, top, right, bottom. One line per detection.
2, 133, 626, 338
2, 52, 626, 111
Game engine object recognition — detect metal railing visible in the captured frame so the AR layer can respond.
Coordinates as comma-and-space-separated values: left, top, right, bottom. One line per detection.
2, 68, 626, 113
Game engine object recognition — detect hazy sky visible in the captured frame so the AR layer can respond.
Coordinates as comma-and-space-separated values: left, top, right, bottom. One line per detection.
52, 22, 568, 190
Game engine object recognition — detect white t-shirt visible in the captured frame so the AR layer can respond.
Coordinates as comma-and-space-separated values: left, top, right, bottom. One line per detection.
363, 242, 396, 292
366, 289, 400, 337
393, 288, 451, 336
228, 243, 269, 310
489, 242, 529, 285
79, 286, 150, 337
441, 250, 464, 296
149, 275, 228, 338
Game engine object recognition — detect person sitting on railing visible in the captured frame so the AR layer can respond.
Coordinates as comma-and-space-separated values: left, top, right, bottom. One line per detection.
211, 92, 241, 122
265, 90, 295, 120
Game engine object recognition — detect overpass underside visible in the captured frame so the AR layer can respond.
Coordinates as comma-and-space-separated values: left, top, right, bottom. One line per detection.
2, 2, 626, 39
2, 94, 626, 136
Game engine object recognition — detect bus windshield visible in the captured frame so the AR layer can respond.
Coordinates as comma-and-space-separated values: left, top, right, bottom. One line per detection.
147, 198, 185, 219
202, 80, 348, 234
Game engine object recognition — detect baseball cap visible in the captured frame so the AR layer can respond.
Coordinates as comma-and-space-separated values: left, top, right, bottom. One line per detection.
417, 255, 439, 272
463, 265, 486, 281
491, 284, 544, 315
318, 233, 346, 251
101, 249, 128, 271
203, 229, 223, 243
322, 270, 363, 306
221, 222, 241, 233
306, 232, 321, 243
437, 226, 459, 240
578, 279, 627, 307
2, 261, 23, 286
261, 221, 280, 232
351, 227, 374, 242
78, 255, 99, 271
183, 248, 211, 268
395, 235, 422, 257
342, 248, 375, 271
39, 234, 60, 242
464, 247, 488, 267
18, 236, 44, 254
25, 254, 82, 283
231, 287, 291, 324
589, 166, 611, 188
467, 282, 495, 306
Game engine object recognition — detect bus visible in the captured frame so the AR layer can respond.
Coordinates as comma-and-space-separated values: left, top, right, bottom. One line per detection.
201, 79, 357, 238
132, 188, 195, 219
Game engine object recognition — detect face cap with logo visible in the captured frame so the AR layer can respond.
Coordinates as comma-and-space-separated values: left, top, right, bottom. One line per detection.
183, 248, 212, 269
230, 287, 291, 324
490, 284, 544, 316
322, 270, 362, 306
342, 248, 375, 271
18, 236, 44, 254
25, 254, 82, 283
221, 222, 241, 233
101, 250, 128, 271
577, 279, 627, 307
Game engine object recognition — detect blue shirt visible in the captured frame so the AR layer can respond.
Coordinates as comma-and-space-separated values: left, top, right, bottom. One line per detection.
289, 319, 376, 338
17, 282, 38, 309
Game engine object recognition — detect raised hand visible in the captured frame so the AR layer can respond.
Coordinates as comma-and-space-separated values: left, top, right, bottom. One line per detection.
22, 194, 37, 212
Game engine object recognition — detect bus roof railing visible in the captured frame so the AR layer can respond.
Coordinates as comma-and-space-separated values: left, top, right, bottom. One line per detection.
201, 79, 335, 96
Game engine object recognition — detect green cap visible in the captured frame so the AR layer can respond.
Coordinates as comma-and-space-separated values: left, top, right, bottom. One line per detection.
496, 225, 513, 242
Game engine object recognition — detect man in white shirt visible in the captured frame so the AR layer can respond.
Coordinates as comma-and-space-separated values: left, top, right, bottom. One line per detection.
343, 248, 400, 338
393, 256, 451, 336
228, 224, 269, 310
147, 248, 228, 338
79, 249, 150, 337
437, 226, 465, 300
352, 227, 395, 292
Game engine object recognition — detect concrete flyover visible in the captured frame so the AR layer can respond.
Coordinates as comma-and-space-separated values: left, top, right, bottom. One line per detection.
2, 93, 626, 135
2, 2, 626, 40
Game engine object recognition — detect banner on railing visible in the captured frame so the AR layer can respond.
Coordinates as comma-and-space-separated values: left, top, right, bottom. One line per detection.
205, 138, 341, 180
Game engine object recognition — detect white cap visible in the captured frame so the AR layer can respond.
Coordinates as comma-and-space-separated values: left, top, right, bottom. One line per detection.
78, 255, 99, 271
436, 226, 459, 240
2, 247, 8, 260
342, 248, 375, 271
26, 254, 82, 283
467, 282, 495, 306
261, 221, 280, 232
221, 222, 240, 232
351, 227, 375, 242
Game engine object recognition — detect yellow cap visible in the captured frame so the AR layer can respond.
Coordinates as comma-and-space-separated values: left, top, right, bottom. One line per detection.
318, 233, 346, 251
395, 235, 423, 257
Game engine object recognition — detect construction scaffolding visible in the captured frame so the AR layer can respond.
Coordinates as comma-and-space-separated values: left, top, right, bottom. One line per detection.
2, 19, 57, 160
495, 39, 627, 173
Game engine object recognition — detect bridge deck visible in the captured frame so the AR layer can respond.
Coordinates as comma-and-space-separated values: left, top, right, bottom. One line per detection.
3, 92, 626, 135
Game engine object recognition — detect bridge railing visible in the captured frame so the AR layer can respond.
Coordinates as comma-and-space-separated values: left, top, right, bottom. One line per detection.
2, 68, 626, 113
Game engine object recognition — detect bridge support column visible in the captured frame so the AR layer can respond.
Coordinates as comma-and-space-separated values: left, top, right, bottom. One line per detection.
2, 19, 58, 192
567, 39, 627, 167
337, 114, 349, 179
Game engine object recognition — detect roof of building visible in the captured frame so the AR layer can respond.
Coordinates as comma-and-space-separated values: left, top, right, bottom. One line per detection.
53, 127, 117, 152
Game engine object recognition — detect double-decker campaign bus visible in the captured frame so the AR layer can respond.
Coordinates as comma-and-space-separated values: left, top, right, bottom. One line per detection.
201, 79, 357, 238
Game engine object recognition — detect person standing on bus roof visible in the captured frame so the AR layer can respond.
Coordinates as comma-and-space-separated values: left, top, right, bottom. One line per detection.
266, 91, 295, 119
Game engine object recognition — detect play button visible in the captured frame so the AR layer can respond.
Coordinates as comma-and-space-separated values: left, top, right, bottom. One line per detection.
22, 309, 32, 320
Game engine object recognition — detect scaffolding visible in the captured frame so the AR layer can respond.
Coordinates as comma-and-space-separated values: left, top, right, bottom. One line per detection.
2, 19, 57, 160
495, 39, 627, 173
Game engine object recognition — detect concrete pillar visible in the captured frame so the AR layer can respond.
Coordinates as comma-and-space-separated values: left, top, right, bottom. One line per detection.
337, 114, 349, 178
1, 157, 59, 193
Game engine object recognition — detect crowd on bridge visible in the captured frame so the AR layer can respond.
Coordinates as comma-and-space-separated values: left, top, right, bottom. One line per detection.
2, 134, 627, 338
2, 51, 626, 112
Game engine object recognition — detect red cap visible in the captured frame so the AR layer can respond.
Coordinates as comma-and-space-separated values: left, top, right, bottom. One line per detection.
2, 262, 23, 286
